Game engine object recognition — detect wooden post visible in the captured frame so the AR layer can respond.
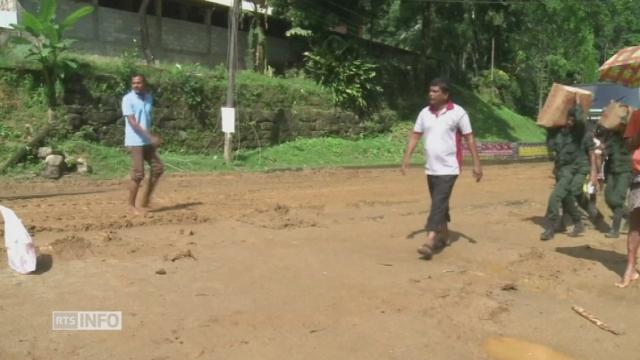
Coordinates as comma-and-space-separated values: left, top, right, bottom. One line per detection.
223, 0, 240, 165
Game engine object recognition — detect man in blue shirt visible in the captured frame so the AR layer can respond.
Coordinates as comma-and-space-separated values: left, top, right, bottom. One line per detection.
122, 74, 163, 214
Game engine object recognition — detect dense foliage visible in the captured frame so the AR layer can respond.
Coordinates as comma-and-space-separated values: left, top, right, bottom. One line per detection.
272, 0, 640, 117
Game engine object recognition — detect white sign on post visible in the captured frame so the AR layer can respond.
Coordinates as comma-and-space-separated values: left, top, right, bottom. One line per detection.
221, 107, 235, 133
0, 0, 17, 29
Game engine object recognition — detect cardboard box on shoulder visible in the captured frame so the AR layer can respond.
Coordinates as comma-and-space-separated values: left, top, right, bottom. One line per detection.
600, 100, 633, 130
536, 83, 593, 128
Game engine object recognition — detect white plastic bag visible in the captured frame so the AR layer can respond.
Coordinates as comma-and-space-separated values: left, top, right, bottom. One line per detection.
0, 205, 37, 274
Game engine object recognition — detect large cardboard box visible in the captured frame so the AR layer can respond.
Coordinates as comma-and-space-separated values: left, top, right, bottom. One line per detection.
600, 100, 633, 130
537, 83, 593, 128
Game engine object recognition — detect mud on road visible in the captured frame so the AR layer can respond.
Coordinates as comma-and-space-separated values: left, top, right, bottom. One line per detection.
0, 163, 637, 359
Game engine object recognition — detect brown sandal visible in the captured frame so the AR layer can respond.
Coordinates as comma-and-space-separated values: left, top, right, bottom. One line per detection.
417, 243, 435, 259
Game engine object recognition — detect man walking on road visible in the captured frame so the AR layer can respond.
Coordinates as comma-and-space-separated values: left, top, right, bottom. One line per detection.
401, 78, 482, 259
122, 74, 164, 215
603, 126, 632, 238
540, 107, 586, 240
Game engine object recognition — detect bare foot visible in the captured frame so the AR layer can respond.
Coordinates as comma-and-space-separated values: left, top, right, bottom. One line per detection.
129, 206, 147, 216
615, 271, 640, 288
143, 197, 170, 211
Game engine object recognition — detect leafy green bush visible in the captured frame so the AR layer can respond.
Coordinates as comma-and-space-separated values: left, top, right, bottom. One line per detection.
0, 55, 367, 154
471, 69, 521, 109
361, 107, 399, 137
303, 36, 382, 115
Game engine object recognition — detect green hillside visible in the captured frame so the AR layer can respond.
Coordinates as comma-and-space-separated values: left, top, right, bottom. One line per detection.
452, 85, 545, 143
0, 54, 547, 179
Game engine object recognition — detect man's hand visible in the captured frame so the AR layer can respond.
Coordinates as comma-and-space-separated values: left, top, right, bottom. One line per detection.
150, 134, 162, 148
400, 159, 410, 176
401, 132, 422, 176
473, 164, 483, 182
462, 132, 482, 183
590, 173, 598, 187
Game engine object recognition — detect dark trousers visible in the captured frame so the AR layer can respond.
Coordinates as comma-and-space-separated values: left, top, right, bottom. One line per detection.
545, 167, 581, 223
128, 145, 164, 184
569, 170, 595, 217
426, 175, 458, 231
605, 171, 632, 212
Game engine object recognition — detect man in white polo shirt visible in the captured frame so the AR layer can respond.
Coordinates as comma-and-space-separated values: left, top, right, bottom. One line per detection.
401, 78, 482, 259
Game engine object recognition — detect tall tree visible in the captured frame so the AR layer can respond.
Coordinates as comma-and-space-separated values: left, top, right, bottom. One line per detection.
273, 0, 640, 116
508, 0, 599, 113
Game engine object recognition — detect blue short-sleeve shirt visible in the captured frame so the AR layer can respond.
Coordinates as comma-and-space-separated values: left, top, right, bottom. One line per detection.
122, 91, 153, 147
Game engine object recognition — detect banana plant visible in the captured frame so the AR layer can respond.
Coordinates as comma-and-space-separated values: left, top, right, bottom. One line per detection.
1, 0, 93, 174
11, 0, 93, 109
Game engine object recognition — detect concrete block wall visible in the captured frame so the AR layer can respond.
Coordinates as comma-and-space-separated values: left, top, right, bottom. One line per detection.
17, 0, 294, 68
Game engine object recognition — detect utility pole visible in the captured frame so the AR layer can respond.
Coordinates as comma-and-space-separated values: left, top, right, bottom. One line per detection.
224, 0, 240, 165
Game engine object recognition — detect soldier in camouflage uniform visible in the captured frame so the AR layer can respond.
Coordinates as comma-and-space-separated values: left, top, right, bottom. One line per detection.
541, 107, 586, 241
568, 116, 597, 224
604, 125, 632, 238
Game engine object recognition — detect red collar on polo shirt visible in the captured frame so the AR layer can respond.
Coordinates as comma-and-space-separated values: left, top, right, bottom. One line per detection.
428, 101, 454, 117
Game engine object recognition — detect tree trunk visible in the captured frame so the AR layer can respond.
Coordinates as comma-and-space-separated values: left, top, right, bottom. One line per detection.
246, 21, 255, 71
139, 0, 154, 65
249, 3, 267, 74
256, 24, 266, 73
0, 110, 55, 174
491, 36, 495, 80
420, 3, 433, 84
43, 68, 57, 109
1, 67, 59, 174
491, 36, 496, 100
537, 60, 548, 112
471, 45, 478, 76
420, 4, 431, 60
471, 33, 481, 76
461, 48, 467, 72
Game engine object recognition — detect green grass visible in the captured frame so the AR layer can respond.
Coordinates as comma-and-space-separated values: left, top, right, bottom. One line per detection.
0, 128, 425, 179
453, 85, 545, 143
238, 135, 422, 170
1, 115, 546, 180
46, 111, 540, 180
1, 139, 230, 180
61, 139, 233, 179
0, 45, 547, 179
0, 90, 546, 180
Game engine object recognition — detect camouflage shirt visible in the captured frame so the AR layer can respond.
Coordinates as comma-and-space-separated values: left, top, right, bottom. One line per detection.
547, 127, 583, 170
605, 131, 632, 174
